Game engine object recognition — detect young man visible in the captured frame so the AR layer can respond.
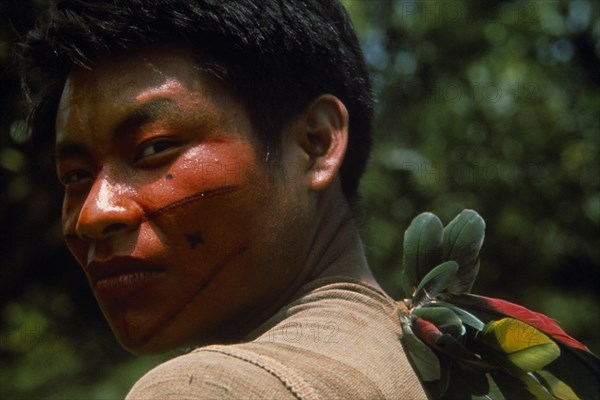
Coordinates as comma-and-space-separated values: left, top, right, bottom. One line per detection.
21, 1, 426, 398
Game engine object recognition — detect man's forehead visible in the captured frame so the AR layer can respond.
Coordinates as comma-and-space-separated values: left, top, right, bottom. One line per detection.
58, 47, 204, 109
54, 47, 218, 145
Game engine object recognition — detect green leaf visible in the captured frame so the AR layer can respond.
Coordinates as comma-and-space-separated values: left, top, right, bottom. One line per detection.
401, 322, 441, 382
412, 306, 465, 338
401, 212, 444, 297
442, 209, 485, 294
477, 318, 560, 372
413, 261, 459, 306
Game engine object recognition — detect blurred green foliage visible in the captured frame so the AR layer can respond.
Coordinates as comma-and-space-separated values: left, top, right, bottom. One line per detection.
1, 0, 599, 398
348, 0, 600, 354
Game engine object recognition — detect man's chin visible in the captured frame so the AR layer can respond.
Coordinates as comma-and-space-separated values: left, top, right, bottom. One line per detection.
108, 324, 160, 355
100, 308, 172, 354
112, 316, 239, 355
115, 327, 207, 355
97, 293, 195, 354
106, 313, 206, 355
118, 337, 171, 356
110, 323, 184, 355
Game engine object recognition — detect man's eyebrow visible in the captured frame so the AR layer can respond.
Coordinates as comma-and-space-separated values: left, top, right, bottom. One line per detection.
55, 142, 88, 161
114, 97, 179, 138
55, 97, 179, 161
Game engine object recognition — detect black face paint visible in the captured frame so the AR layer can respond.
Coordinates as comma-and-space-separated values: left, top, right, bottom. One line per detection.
185, 231, 204, 249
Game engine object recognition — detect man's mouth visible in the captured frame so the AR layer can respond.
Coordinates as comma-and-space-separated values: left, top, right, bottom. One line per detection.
87, 256, 165, 298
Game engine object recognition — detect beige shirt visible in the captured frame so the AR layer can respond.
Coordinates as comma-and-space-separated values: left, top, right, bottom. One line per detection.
126, 277, 427, 399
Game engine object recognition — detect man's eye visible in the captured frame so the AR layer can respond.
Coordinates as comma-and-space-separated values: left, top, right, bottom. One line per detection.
135, 140, 177, 161
62, 170, 92, 185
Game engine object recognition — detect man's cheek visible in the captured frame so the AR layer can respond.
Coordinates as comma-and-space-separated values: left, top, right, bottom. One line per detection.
183, 161, 243, 189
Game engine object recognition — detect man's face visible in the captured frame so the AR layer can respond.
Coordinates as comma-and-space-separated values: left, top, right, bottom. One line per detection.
55, 47, 311, 354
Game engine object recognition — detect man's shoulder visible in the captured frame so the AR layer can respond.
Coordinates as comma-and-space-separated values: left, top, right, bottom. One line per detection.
126, 344, 300, 399
127, 277, 427, 399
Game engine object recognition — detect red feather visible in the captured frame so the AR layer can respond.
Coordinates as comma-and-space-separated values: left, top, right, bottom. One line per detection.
447, 294, 589, 352
412, 316, 443, 347
478, 296, 589, 352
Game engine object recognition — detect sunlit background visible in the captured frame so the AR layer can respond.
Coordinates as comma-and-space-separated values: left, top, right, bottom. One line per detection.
1, 0, 599, 398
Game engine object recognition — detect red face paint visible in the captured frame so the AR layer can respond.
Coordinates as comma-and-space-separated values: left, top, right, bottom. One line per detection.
143, 184, 240, 221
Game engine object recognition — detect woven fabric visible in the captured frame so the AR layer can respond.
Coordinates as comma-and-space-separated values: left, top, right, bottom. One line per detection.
126, 276, 427, 399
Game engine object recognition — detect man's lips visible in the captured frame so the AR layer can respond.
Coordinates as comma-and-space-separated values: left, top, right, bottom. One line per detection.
87, 256, 165, 287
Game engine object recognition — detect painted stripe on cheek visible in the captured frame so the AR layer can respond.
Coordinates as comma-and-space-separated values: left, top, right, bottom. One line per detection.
142, 184, 240, 222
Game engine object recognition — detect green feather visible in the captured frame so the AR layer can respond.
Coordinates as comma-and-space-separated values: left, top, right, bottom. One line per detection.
477, 318, 560, 372
413, 261, 458, 306
488, 354, 555, 399
423, 354, 452, 399
442, 209, 485, 294
427, 302, 485, 331
440, 365, 492, 399
401, 212, 444, 297
412, 306, 465, 338
478, 374, 507, 400
534, 371, 581, 400
401, 321, 442, 382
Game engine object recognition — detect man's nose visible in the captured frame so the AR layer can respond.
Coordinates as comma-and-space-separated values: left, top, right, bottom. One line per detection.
75, 176, 142, 241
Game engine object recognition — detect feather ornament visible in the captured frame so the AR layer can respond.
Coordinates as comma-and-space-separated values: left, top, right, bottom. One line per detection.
397, 210, 600, 399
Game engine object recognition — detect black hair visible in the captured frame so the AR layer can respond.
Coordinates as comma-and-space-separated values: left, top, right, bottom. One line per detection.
19, 0, 374, 197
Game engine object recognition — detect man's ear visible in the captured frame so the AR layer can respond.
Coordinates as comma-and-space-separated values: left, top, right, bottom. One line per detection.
298, 95, 349, 191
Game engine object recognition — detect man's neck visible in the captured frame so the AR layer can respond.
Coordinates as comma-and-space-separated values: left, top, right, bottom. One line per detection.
223, 185, 381, 344
305, 188, 382, 291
